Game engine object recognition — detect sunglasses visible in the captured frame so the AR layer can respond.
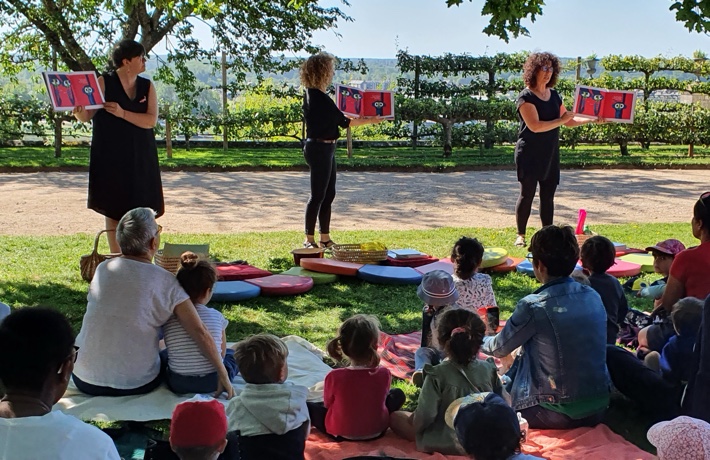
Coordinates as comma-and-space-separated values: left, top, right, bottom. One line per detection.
525, 252, 534, 261
58, 346, 79, 374
541, 65, 552, 72
156, 224, 163, 235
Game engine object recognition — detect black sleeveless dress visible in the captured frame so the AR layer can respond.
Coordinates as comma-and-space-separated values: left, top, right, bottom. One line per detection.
88, 72, 164, 221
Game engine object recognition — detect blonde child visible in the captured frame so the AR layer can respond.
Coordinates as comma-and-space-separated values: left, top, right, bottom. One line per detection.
307, 314, 405, 440
163, 252, 238, 394
227, 334, 310, 460
390, 309, 504, 455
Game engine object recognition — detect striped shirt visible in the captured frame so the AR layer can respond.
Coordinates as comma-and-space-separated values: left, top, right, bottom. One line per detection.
163, 304, 228, 376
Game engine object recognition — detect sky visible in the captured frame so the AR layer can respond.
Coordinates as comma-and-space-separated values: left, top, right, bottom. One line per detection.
305, 0, 709, 59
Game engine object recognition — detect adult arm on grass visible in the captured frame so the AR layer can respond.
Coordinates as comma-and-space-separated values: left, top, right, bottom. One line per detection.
174, 300, 234, 399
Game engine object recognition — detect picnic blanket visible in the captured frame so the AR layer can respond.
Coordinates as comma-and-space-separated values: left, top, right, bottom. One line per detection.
305, 425, 654, 460
54, 335, 330, 422
378, 331, 504, 381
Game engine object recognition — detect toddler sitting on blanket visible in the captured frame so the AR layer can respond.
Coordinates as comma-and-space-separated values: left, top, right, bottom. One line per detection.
307, 314, 405, 441
163, 252, 239, 394
448, 392, 540, 459
390, 309, 505, 455
580, 236, 629, 345
170, 398, 228, 460
643, 297, 703, 385
226, 334, 310, 460
450, 237, 497, 319
412, 269, 460, 387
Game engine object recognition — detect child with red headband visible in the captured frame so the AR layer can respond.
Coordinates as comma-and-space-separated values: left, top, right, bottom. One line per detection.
390, 309, 504, 455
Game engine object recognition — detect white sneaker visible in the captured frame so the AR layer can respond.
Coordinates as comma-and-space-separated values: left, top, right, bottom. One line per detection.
514, 235, 526, 247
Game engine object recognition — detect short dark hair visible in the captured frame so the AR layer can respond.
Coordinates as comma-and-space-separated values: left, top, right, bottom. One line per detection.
233, 334, 288, 384
581, 236, 616, 274
434, 309, 485, 366
0, 308, 75, 391
176, 252, 217, 303
111, 39, 145, 69
672, 297, 704, 337
522, 52, 561, 89
451, 237, 484, 280
529, 225, 580, 277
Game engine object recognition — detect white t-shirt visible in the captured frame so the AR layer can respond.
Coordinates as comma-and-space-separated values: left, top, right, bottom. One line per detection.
453, 272, 497, 311
74, 257, 190, 389
164, 303, 228, 375
0, 411, 120, 460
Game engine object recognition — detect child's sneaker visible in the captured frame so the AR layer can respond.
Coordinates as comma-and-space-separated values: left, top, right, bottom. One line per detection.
411, 370, 424, 388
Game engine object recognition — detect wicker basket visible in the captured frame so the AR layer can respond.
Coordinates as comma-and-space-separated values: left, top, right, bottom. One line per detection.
154, 250, 182, 274
331, 243, 388, 264
575, 233, 593, 248
79, 229, 121, 282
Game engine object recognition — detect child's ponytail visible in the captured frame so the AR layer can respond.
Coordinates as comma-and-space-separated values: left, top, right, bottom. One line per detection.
451, 237, 484, 280
327, 314, 381, 368
435, 309, 485, 365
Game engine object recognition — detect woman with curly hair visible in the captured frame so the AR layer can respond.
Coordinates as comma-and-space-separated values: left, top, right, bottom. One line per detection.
299, 53, 384, 249
513, 52, 602, 247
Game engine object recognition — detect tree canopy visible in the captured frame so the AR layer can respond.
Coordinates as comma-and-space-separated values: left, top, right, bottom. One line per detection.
446, 0, 710, 41
0, 0, 347, 78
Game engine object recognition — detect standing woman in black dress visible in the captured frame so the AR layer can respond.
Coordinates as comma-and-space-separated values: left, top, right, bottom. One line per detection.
513, 52, 601, 247
73, 40, 163, 253
300, 53, 384, 249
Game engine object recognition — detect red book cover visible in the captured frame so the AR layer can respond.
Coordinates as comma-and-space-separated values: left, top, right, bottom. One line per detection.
335, 84, 395, 119
572, 85, 637, 123
43, 71, 105, 111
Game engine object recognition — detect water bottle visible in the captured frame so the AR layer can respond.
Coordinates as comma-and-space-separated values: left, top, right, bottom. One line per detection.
517, 412, 529, 443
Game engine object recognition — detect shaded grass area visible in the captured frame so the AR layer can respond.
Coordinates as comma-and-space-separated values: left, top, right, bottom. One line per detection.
1, 223, 691, 453
1, 144, 709, 171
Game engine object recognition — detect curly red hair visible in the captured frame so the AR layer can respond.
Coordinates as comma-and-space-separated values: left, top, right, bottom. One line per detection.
522, 52, 561, 89
299, 52, 335, 90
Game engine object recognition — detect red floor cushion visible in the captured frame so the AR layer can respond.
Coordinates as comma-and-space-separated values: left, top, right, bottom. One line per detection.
215, 263, 272, 281
244, 275, 314, 296
300, 258, 363, 276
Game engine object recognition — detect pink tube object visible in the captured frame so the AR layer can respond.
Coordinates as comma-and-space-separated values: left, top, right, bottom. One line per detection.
576, 209, 587, 235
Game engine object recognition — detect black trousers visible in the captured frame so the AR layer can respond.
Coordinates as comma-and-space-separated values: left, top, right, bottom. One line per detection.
303, 142, 337, 235
515, 174, 558, 235
606, 344, 682, 422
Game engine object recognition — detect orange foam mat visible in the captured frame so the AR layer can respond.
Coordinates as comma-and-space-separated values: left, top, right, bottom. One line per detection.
300, 258, 364, 276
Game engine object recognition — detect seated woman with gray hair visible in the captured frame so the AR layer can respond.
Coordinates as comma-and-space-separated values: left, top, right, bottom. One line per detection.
72, 207, 234, 398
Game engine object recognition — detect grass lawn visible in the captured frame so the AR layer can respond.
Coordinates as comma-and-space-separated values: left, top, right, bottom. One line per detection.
2, 223, 692, 452
0, 144, 709, 171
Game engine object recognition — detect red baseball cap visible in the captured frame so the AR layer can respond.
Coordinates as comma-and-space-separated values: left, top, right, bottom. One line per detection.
645, 239, 685, 256
170, 398, 227, 448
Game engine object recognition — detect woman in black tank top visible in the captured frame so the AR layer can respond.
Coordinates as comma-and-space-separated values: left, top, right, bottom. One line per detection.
513, 52, 602, 248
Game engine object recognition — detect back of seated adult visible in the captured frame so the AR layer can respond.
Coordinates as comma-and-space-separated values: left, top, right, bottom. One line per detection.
642, 192, 710, 352
72, 207, 234, 398
480, 225, 610, 429
0, 307, 120, 459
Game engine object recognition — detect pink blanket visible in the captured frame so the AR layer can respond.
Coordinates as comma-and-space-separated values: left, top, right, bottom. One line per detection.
305, 425, 654, 459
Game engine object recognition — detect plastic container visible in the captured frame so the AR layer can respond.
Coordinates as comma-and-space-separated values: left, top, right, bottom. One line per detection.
291, 247, 324, 266
517, 412, 529, 443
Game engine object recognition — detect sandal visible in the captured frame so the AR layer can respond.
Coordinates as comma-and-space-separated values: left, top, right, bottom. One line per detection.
303, 241, 319, 249
319, 240, 336, 249
514, 235, 526, 248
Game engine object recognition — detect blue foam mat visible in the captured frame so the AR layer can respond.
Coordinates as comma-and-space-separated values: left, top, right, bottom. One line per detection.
211, 280, 261, 301
357, 265, 423, 285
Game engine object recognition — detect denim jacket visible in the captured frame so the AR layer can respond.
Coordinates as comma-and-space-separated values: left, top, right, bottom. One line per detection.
481, 277, 610, 411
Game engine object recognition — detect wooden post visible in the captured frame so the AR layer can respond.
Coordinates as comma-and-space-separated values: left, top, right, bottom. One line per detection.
52, 50, 62, 158
411, 56, 421, 149
576, 56, 581, 82
346, 126, 353, 158
164, 104, 173, 158
222, 52, 228, 151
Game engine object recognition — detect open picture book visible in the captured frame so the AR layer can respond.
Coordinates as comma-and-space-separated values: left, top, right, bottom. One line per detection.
572, 85, 637, 123
335, 84, 395, 119
42, 71, 105, 111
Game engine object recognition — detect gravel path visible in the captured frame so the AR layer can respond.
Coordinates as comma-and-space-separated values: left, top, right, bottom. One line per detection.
0, 169, 706, 235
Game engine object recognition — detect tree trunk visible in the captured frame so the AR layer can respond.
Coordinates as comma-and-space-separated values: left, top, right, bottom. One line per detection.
185, 133, 191, 151
484, 118, 494, 149
688, 143, 695, 157
619, 140, 629, 156
443, 122, 452, 157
